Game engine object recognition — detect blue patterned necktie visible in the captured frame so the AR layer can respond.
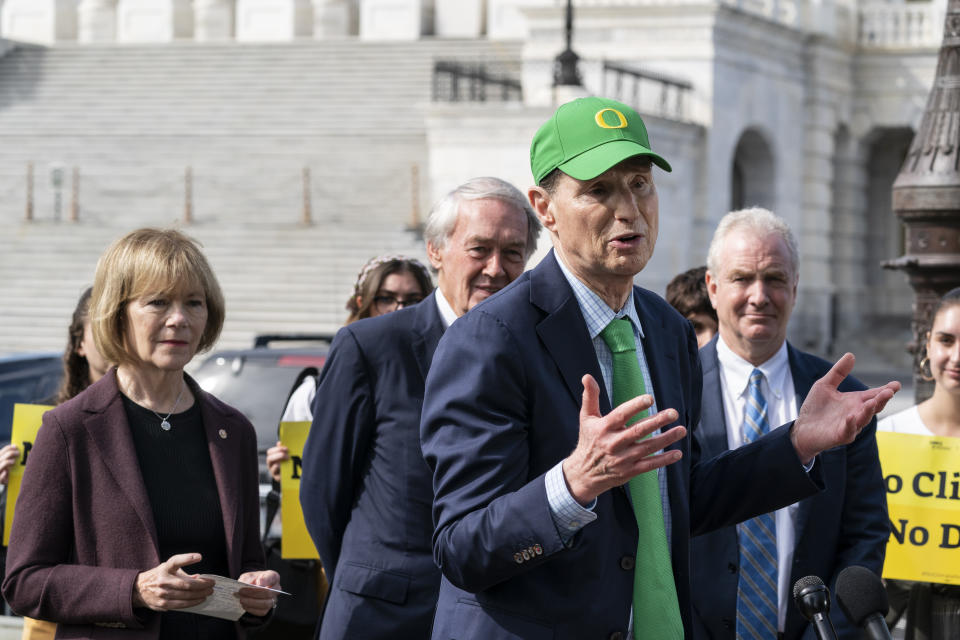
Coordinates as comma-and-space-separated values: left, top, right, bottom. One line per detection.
736, 368, 779, 639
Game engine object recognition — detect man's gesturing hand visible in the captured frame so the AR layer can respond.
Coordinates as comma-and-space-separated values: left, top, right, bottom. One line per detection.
562, 374, 686, 506
791, 352, 900, 465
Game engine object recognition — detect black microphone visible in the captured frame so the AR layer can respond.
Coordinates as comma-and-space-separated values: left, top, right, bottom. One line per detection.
793, 575, 838, 640
835, 565, 893, 640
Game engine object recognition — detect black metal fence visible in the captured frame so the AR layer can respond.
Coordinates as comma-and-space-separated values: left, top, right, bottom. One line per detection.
601, 60, 693, 121
432, 60, 523, 102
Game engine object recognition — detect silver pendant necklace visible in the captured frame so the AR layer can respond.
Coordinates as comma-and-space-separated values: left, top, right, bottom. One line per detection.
150, 382, 186, 431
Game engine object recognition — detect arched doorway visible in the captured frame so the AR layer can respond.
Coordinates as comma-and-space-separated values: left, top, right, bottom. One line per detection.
730, 128, 776, 211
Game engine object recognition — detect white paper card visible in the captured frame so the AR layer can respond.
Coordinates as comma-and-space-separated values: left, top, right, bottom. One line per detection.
180, 574, 289, 621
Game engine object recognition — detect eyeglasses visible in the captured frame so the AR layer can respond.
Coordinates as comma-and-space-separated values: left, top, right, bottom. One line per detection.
373, 295, 424, 311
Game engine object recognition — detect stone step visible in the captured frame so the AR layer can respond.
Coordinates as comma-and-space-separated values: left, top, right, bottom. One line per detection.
0, 37, 517, 355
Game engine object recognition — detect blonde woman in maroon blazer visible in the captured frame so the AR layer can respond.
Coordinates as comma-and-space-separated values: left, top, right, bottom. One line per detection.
3, 228, 279, 639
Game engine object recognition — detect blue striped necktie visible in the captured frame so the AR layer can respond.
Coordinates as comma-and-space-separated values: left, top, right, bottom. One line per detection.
736, 368, 779, 640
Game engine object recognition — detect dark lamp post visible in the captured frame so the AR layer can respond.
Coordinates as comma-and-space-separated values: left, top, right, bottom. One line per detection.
885, 0, 960, 401
553, 0, 582, 87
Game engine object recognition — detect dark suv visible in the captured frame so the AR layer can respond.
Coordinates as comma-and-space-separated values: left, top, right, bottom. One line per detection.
192, 334, 333, 474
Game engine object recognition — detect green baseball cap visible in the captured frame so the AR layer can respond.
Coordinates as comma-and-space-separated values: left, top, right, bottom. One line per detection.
530, 96, 672, 185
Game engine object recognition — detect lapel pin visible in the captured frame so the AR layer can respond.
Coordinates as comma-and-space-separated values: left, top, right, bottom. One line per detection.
218, 429, 228, 439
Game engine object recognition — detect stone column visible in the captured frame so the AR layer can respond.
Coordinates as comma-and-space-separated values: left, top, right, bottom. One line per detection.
360, 0, 424, 40
487, 0, 539, 40
236, 0, 312, 41
436, 0, 482, 37
828, 127, 869, 339
195, 0, 234, 41
78, 0, 117, 42
313, 0, 350, 38
117, 0, 192, 42
1, 0, 77, 44
798, 43, 843, 353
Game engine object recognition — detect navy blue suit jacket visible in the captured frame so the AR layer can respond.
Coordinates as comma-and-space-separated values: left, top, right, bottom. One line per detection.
690, 337, 889, 640
299, 298, 445, 639
420, 251, 824, 639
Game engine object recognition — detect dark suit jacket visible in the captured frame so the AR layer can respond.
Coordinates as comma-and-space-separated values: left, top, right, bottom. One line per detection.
690, 337, 889, 640
419, 251, 824, 640
299, 298, 445, 639
2, 368, 265, 639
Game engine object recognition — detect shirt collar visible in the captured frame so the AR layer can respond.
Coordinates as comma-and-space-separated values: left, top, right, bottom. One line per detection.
434, 289, 459, 329
554, 251, 645, 340
716, 335, 790, 402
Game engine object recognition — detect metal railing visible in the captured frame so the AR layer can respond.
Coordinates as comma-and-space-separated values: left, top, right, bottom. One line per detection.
432, 60, 523, 102
601, 61, 694, 122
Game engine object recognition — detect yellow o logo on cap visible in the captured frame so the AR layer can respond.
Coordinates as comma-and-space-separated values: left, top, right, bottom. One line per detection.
594, 108, 628, 129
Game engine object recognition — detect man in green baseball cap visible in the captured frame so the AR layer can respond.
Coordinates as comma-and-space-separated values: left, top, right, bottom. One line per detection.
526, 96, 670, 295
421, 95, 900, 640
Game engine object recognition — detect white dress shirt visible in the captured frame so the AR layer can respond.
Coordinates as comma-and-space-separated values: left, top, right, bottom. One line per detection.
434, 288, 458, 329
715, 336, 800, 632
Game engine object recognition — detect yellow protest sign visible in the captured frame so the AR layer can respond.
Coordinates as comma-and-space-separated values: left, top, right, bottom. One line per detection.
879, 431, 960, 584
4, 403, 53, 546
279, 421, 320, 560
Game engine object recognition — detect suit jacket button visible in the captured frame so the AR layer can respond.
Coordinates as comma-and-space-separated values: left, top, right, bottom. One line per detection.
727, 562, 738, 573
514, 553, 523, 564
522, 549, 531, 560
620, 555, 635, 571
722, 618, 734, 630
609, 632, 625, 640
533, 544, 542, 555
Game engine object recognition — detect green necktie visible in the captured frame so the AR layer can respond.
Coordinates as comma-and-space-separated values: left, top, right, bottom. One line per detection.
599, 317, 683, 640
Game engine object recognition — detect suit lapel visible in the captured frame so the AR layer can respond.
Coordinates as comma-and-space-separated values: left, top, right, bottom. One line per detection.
81, 370, 160, 559
633, 291, 688, 517
635, 291, 679, 427
531, 251, 611, 414
697, 337, 731, 459
411, 295, 446, 379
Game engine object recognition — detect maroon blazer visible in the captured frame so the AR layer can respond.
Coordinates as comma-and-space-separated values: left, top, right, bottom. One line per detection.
2, 368, 265, 639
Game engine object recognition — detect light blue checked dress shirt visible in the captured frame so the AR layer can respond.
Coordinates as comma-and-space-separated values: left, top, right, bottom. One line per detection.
545, 255, 672, 547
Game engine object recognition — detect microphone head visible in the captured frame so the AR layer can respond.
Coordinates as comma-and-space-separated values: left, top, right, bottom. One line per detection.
793, 575, 825, 600
835, 565, 889, 626
793, 575, 831, 621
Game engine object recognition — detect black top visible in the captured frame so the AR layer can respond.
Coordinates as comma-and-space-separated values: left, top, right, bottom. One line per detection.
122, 395, 235, 640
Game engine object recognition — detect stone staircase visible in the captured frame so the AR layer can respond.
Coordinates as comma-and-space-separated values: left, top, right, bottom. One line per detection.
0, 220, 427, 353
0, 38, 523, 354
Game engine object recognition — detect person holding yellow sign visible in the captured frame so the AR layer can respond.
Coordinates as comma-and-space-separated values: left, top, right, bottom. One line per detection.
2, 228, 279, 640
880, 287, 960, 639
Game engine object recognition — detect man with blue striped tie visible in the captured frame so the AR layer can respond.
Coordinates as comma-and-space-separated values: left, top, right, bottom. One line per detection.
690, 207, 889, 640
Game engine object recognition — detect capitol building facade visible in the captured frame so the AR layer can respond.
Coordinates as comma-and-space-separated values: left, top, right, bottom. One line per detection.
0, 0, 943, 370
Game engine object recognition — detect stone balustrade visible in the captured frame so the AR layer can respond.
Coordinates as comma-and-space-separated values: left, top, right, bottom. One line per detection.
858, 2, 945, 49
0, 0, 947, 48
